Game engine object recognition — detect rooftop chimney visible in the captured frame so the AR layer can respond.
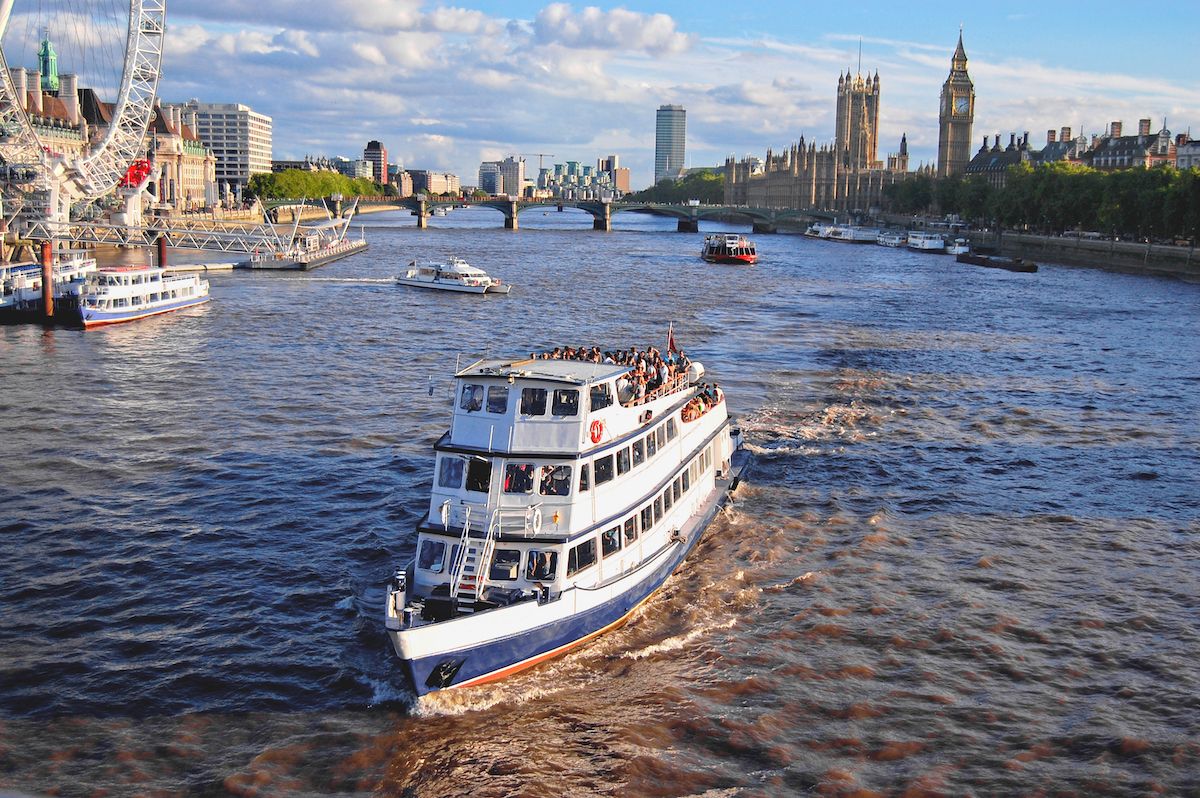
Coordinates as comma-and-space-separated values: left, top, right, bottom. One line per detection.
1110, 121, 1122, 138
28, 70, 42, 115
1022, 132, 1030, 149
1007, 133, 1017, 150
10, 68, 26, 111
1138, 118, 1151, 136
1047, 129, 1057, 144
1061, 127, 1072, 142
59, 73, 78, 125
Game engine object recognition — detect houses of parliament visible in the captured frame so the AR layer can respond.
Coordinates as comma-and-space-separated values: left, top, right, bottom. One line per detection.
723, 34, 974, 211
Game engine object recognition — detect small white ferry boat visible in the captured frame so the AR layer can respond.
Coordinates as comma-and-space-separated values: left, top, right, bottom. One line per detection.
395, 257, 511, 294
385, 349, 746, 696
78, 265, 209, 328
907, 231, 946, 252
804, 222, 838, 239
944, 237, 970, 255
0, 252, 97, 320
876, 231, 907, 248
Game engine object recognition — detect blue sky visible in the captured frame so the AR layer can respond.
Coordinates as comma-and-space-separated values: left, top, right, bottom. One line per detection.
13, 1, 1199, 188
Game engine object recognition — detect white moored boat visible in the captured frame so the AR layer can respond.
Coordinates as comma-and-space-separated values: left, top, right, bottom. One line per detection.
827, 225, 880, 243
0, 251, 97, 320
944, 237, 970, 255
876, 231, 907, 248
907, 231, 946, 252
385, 348, 747, 696
78, 265, 209, 328
395, 257, 511, 294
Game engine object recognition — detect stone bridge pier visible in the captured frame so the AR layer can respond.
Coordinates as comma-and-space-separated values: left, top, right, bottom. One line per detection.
677, 218, 699, 233
503, 200, 519, 230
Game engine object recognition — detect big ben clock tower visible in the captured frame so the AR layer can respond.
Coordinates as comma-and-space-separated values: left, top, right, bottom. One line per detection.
937, 30, 974, 177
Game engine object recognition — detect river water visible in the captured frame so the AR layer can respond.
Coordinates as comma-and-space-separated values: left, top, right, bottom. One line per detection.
1, 207, 1197, 796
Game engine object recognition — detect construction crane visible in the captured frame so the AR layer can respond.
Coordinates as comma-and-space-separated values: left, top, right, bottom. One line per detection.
522, 153, 556, 172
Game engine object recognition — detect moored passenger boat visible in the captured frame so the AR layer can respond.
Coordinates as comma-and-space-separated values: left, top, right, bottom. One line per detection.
701, 233, 757, 264
78, 265, 209, 327
944, 237, 970, 255
876, 231, 907, 248
907, 231, 946, 252
827, 225, 880, 244
0, 251, 97, 321
385, 348, 746, 696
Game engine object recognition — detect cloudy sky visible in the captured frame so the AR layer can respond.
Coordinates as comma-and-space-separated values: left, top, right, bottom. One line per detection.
13, 1, 1200, 188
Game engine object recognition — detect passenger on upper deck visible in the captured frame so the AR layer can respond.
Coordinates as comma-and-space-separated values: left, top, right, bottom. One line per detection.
529, 344, 694, 408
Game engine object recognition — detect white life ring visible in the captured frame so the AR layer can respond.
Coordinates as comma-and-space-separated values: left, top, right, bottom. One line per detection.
530, 506, 543, 535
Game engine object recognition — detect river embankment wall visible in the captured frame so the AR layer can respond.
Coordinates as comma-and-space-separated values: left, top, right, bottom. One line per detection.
967, 231, 1199, 281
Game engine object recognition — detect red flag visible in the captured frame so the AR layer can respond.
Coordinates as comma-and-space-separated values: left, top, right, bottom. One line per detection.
667, 322, 678, 354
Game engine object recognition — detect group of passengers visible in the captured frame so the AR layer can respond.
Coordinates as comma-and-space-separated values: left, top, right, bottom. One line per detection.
681, 383, 724, 422
530, 345, 693, 407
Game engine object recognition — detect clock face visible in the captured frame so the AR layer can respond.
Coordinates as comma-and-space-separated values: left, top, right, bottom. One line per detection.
954, 96, 970, 115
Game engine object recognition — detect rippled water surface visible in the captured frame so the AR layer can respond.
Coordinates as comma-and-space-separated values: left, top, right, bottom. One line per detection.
2, 208, 1198, 796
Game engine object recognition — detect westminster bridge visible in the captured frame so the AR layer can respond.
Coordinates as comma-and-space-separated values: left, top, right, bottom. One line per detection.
261, 196, 836, 233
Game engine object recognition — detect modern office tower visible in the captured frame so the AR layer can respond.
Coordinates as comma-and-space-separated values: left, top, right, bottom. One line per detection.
173, 100, 273, 199
655, 104, 686, 185
364, 140, 388, 185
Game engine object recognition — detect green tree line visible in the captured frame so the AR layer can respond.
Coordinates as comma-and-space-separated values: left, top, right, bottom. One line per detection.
245, 170, 385, 200
884, 163, 1200, 241
625, 170, 725, 204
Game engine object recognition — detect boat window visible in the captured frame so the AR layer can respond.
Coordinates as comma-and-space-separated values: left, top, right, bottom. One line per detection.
539, 465, 571, 496
459, 384, 483, 412
526, 550, 558, 581
653, 496, 662, 523
662, 487, 673, 512
449, 544, 464, 575
578, 463, 590, 492
616, 447, 631, 475
646, 432, 657, 457
601, 527, 621, 557
504, 463, 535, 494
631, 439, 645, 467
465, 458, 491, 493
656, 427, 667, 448
552, 389, 579, 417
437, 456, 464, 489
594, 454, 614, 485
682, 470, 690, 492
417, 540, 446, 572
567, 538, 597, 576
673, 477, 682, 501
666, 418, 677, 440
589, 382, 613, 412
520, 387, 547, 416
486, 385, 509, 414
640, 504, 653, 532
624, 517, 638, 544
489, 549, 521, 581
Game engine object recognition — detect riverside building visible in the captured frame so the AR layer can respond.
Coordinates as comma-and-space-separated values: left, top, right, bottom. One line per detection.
170, 100, 272, 202
655, 105, 686, 185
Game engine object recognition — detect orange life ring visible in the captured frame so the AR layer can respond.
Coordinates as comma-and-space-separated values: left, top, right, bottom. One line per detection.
589, 420, 603, 444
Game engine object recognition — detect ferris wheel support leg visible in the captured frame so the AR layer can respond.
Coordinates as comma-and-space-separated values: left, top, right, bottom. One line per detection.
40, 239, 54, 319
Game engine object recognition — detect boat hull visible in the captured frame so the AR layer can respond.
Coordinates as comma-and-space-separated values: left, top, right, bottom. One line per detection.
390, 450, 746, 697
80, 295, 210, 327
701, 254, 758, 265
956, 253, 1038, 273
395, 278, 510, 294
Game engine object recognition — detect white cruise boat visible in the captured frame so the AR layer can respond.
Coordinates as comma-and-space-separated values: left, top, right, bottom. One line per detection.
78, 265, 209, 327
907, 231, 946, 252
804, 222, 838, 239
0, 252, 97, 320
385, 352, 747, 696
944, 237, 970, 255
827, 226, 880, 244
395, 257, 511, 294
876, 231, 907, 248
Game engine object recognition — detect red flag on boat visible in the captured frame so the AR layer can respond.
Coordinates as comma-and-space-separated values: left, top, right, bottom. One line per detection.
667, 322, 678, 354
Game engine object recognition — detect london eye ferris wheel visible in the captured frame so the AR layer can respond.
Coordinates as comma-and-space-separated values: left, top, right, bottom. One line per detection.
0, 0, 165, 229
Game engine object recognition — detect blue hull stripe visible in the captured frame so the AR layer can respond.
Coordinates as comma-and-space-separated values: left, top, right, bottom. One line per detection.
81, 296, 209, 325
403, 476, 735, 697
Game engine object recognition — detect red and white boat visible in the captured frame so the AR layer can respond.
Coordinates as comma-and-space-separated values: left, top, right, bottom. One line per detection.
701, 233, 758, 264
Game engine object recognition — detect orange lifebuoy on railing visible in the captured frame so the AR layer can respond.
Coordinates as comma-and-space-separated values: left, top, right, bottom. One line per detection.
589, 420, 603, 444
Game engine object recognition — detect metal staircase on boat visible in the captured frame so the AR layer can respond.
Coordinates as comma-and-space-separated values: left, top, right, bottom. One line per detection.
448, 506, 499, 615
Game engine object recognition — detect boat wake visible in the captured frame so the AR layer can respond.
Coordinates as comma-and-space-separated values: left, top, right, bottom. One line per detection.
300, 277, 396, 284
739, 401, 880, 455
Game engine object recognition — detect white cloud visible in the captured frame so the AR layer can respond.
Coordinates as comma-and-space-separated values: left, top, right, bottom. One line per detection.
534, 4, 693, 56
